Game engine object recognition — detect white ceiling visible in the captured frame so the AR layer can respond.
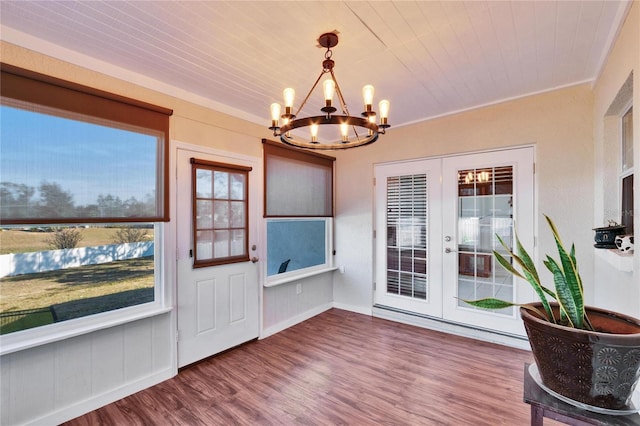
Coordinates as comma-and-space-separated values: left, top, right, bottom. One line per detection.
0, 1, 632, 136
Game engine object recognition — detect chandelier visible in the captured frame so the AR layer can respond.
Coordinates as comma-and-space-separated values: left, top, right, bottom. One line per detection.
269, 32, 390, 150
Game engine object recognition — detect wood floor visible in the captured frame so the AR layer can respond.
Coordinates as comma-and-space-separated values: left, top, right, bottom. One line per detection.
64, 309, 561, 425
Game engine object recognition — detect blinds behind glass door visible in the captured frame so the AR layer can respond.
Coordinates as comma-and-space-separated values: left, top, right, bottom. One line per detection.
386, 174, 428, 300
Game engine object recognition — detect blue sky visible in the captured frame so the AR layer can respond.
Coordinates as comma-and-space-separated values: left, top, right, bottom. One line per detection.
1, 105, 159, 206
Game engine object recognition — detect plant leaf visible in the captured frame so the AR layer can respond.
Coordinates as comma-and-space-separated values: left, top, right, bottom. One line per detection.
544, 215, 585, 328
460, 298, 516, 310
544, 256, 579, 328
493, 249, 526, 280
495, 233, 555, 323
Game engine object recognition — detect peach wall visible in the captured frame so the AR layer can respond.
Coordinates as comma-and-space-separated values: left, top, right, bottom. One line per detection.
332, 83, 596, 313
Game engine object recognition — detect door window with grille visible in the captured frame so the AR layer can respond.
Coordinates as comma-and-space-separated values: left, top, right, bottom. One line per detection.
456, 166, 514, 315
191, 158, 251, 267
386, 174, 428, 300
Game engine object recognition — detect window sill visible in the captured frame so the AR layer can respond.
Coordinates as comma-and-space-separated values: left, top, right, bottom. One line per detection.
0, 305, 173, 356
595, 248, 634, 273
264, 266, 339, 288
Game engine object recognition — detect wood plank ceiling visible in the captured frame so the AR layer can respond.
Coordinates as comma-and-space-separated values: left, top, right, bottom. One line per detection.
0, 1, 632, 130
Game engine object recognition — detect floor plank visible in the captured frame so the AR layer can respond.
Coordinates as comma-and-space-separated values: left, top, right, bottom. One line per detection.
64, 309, 561, 425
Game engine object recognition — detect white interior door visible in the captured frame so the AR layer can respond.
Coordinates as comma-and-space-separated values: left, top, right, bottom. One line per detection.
441, 147, 535, 336
176, 146, 261, 368
374, 159, 443, 317
374, 147, 534, 336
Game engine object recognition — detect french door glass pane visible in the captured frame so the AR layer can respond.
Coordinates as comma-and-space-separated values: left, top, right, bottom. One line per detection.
386, 174, 428, 300
457, 166, 514, 315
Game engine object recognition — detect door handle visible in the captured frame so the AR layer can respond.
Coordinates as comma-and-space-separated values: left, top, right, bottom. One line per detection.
445, 248, 457, 254
251, 257, 259, 263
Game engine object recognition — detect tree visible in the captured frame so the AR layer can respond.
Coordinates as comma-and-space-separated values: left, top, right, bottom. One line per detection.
38, 181, 75, 218
97, 194, 124, 217
0, 182, 36, 219
112, 226, 149, 244
44, 227, 83, 250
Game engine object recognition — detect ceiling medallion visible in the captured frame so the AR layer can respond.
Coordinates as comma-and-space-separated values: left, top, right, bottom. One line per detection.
269, 32, 390, 149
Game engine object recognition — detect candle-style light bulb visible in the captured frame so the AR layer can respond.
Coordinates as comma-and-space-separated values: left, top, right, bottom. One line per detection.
323, 80, 335, 105
340, 122, 349, 142
362, 85, 374, 112
270, 103, 281, 128
310, 123, 319, 143
283, 88, 295, 116
379, 100, 390, 125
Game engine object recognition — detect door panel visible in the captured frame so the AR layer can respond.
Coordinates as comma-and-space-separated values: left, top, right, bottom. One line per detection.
442, 147, 534, 336
375, 147, 534, 336
374, 159, 443, 317
176, 147, 260, 368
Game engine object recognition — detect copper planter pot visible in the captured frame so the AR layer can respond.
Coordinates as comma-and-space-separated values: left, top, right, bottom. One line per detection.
522, 303, 640, 410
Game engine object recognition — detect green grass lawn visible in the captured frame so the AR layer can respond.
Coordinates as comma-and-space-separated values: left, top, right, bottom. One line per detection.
0, 309, 55, 334
0, 256, 154, 335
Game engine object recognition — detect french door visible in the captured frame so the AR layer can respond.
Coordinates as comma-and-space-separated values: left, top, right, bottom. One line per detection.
374, 147, 534, 336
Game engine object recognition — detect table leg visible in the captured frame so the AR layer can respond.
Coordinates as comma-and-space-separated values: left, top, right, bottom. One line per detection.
531, 405, 544, 426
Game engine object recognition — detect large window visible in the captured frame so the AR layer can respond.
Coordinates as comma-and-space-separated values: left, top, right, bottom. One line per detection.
263, 140, 334, 281
0, 64, 172, 346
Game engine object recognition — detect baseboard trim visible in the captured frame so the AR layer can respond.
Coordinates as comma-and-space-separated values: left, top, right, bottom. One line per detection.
260, 302, 333, 339
373, 305, 531, 351
331, 302, 372, 316
26, 367, 176, 426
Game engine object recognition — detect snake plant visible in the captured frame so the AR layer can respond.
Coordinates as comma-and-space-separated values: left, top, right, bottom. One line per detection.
463, 215, 593, 330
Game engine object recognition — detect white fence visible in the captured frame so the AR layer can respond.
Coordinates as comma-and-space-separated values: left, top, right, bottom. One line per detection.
0, 242, 154, 278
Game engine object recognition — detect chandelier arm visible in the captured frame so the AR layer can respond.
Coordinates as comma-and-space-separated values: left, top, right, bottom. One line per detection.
329, 69, 350, 116
295, 69, 328, 117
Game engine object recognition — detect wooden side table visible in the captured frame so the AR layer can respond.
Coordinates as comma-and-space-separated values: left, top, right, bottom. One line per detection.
523, 363, 640, 425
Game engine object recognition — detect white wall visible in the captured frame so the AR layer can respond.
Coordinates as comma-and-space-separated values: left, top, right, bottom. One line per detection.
592, 2, 639, 316
262, 275, 333, 338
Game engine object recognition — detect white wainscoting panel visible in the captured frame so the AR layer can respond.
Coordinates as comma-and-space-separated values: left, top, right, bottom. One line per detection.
262, 273, 333, 337
0, 312, 175, 425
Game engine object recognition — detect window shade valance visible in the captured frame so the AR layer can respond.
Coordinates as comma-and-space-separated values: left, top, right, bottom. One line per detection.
0, 64, 173, 224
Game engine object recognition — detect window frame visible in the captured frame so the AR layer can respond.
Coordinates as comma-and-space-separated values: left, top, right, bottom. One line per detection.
0, 223, 169, 356
265, 217, 333, 278
262, 139, 336, 286
620, 103, 634, 235
191, 158, 252, 268
0, 64, 172, 354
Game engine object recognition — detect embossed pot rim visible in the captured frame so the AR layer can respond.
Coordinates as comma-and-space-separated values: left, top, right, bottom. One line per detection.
520, 303, 640, 342
520, 302, 640, 344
